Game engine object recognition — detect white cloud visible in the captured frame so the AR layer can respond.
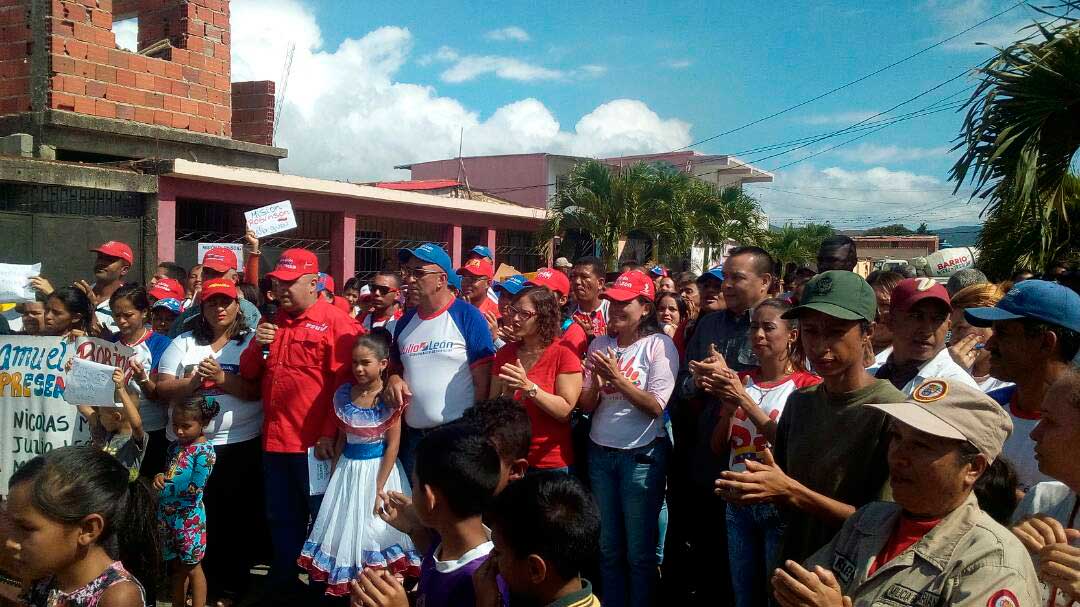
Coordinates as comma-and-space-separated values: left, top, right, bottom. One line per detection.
440, 55, 565, 83
228, 0, 690, 180
664, 59, 693, 69
798, 110, 880, 125
834, 143, 953, 163
577, 64, 607, 77
922, 0, 1037, 52
484, 26, 530, 42
113, 17, 137, 52
748, 164, 984, 229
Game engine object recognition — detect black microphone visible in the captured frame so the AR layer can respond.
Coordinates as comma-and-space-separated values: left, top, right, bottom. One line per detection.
261, 300, 278, 359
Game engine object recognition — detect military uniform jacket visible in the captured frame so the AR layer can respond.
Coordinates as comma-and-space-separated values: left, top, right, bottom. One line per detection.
805, 493, 1041, 607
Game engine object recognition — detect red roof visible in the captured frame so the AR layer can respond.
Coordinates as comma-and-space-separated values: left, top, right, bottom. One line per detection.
375, 179, 461, 191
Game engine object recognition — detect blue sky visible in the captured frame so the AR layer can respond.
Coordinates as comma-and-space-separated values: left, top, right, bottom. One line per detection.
144, 0, 1046, 230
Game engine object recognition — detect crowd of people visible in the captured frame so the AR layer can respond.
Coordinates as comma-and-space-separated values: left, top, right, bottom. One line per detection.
1, 233, 1080, 607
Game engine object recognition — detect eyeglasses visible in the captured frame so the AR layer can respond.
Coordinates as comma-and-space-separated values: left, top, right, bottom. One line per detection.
505, 305, 538, 321
404, 267, 445, 280
368, 284, 400, 296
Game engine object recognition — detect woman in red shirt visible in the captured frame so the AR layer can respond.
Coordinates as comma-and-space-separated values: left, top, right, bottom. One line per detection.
490, 285, 583, 472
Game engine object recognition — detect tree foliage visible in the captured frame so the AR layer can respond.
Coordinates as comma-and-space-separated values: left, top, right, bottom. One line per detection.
864, 224, 915, 237
767, 223, 836, 268
950, 3, 1080, 276
542, 160, 767, 270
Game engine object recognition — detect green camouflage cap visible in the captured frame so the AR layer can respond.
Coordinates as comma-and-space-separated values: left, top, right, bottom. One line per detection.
781, 270, 877, 322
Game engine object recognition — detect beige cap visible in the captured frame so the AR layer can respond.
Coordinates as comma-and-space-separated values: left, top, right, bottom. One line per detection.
868, 378, 1014, 461
554, 257, 573, 268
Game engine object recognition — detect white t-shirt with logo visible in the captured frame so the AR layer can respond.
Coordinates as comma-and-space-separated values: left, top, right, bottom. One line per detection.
583, 332, 679, 449
728, 370, 821, 472
157, 330, 263, 445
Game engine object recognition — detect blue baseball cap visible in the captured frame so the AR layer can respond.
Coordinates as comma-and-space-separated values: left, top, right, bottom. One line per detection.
697, 267, 724, 284
152, 298, 183, 315
399, 242, 461, 289
650, 265, 668, 277
495, 274, 528, 295
965, 279, 1080, 332
470, 245, 493, 260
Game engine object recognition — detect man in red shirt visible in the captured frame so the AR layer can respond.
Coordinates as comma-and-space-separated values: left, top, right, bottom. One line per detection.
458, 258, 500, 317
239, 248, 361, 597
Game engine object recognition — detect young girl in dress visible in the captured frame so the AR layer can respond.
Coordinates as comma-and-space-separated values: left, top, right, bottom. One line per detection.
7, 445, 161, 607
298, 329, 420, 596
153, 396, 219, 607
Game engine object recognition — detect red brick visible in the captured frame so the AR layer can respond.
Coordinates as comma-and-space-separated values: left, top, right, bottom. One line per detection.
127, 54, 146, 73
134, 106, 153, 123
185, 35, 203, 53
84, 79, 105, 98
133, 72, 151, 89
170, 80, 189, 96
52, 54, 75, 74
185, 51, 204, 69
89, 8, 109, 28
76, 0, 95, 8
95, 98, 116, 118
115, 68, 135, 86
196, 101, 213, 117
49, 18, 74, 38
164, 61, 182, 80
163, 94, 181, 111
108, 48, 128, 68
179, 97, 197, 115
62, 75, 84, 94
61, 3, 87, 23
116, 103, 134, 120
94, 30, 113, 48
171, 112, 189, 129
72, 94, 93, 113
94, 64, 115, 83
153, 75, 171, 93
85, 43, 107, 64
144, 92, 162, 108
49, 74, 64, 91
71, 20, 94, 42
188, 83, 205, 101
65, 38, 87, 59
50, 91, 75, 111
152, 110, 171, 126
72, 59, 93, 77
146, 58, 165, 76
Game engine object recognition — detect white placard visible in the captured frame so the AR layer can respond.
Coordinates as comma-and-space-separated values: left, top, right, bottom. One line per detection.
245, 200, 297, 238
197, 243, 244, 271
63, 358, 120, 407
0, 263, 41, 303
307, 446, 332, 496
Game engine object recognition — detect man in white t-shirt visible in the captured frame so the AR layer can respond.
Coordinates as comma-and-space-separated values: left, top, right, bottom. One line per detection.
870, 278, 978, 395
1011, 370, 1080, 606
385, 242, 496, 478
966, 279, 1080, 492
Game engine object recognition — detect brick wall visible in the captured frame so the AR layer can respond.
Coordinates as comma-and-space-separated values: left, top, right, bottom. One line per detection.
0, 1, 31, 115
231, 79, 272, 145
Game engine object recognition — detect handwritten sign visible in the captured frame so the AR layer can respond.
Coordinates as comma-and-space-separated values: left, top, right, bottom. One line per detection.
73, 337, 136, 383
197, 243, 244, 271
245, 200, 297, 238
0, 263, 41, 303
307, 446, 331, 496
63, 358, 120, 407
0, 336, 89, 495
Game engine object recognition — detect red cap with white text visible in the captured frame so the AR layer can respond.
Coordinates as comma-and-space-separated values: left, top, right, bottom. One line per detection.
601, 270, 655, 302
267, 248, 319, 281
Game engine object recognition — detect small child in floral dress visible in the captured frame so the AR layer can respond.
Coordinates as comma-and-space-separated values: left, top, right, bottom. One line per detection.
153, 396, 219, 607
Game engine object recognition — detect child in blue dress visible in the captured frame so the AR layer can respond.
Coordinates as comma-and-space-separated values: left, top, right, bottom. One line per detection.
298, 329, 420, 596
153, 396, 219, 607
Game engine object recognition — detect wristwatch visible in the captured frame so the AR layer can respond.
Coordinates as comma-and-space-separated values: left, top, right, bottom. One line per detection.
525, 384, 538, 399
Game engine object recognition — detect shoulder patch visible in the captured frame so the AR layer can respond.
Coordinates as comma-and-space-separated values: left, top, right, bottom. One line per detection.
987, 589, 1018, 607
832, 553, 856, 585
913, 379, 949, 403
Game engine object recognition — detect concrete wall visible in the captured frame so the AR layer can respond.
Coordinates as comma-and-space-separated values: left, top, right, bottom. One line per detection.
409, 154, 551, 209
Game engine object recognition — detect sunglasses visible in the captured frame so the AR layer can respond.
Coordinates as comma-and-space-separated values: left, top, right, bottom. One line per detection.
404, 267, 444, 280
367, 284, 400, 296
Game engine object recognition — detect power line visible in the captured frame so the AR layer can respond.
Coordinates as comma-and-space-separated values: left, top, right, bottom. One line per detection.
672, 1, 1024, 151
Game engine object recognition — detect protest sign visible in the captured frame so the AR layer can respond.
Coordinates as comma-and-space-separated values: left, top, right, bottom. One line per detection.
0, 263, 41, 303
197, 243, 244, 271
72, 336, 137, 383
63, 358, 120, 407
245, 200, 297, 238
0, 336, 89, 495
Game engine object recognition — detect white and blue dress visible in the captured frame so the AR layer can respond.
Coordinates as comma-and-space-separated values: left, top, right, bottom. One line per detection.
298, 383, 421, 596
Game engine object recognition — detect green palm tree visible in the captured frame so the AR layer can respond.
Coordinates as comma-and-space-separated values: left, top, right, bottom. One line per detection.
768, 223, 835, 269
950, 4, 1080, 277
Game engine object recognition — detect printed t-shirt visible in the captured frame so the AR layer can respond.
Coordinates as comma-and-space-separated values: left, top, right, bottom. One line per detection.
95, 299, 118, 333
493, 342, 583, 468
361, 308, 403, 336
113, 330, 171, 431
773, 379, 906, 565
1012, 481, 1080, 607
158, 331, 263, 446
393, 298, 496, 429
583, 332, 679, 449
239, 299, 361, 452
417, 536, 496, 607
92, 428, 148, 482
571, 300, 609, 338
728, 370, 821, 472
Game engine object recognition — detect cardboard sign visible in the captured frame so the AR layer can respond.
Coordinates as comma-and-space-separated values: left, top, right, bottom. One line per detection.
0, 263, 41, 303
63, 358, 120, 407
245, 200, 297, 238
197, 243, 244, 271
493, 263, 521, 282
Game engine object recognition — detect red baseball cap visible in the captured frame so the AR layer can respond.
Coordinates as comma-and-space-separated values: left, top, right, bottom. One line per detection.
202, 247, 239, 273
199, 279, 238, 303
457, 258, 494, 279
891, 277, 952, 314
148, 278, 185, 301
267, 248, 319, 281
91, 241, 133, 265
602, 270, 655, 302
528, 267, 570, 297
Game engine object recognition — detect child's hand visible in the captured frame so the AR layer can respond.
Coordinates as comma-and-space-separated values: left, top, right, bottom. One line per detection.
373, 492, 385, 518
152, 474, 165, 491
112, 368, 125, 389
349, 568, 408, 607
377, 491, 419, 535
130, 359, 148, 384
472, 558, 505, 607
